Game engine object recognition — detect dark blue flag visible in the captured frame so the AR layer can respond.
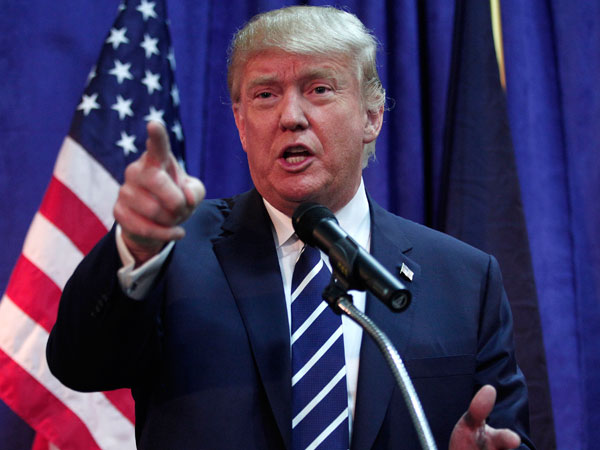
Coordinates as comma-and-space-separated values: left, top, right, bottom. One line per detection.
70, 0, 185, 182
437, 1, 556, 448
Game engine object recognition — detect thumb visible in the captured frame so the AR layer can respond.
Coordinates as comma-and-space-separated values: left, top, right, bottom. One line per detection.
145, 121, 173, 169
465, 385, 497, 428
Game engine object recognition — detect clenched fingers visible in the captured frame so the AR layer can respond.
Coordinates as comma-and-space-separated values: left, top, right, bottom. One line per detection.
113, 122, 205, 262
123, 161, 189, 224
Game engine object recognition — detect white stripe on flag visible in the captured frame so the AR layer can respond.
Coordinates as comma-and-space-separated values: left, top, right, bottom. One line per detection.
22, 212, 83, 290
0, 295, 136, 450
53, 137, 119, 229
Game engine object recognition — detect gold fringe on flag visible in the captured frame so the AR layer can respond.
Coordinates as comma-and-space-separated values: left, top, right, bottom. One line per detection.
490, 0, 506, 90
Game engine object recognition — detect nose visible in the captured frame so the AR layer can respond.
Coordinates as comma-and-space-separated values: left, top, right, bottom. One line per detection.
279, 90, 309, 131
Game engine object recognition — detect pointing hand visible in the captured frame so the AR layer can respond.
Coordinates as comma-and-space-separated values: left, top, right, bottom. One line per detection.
113, 121, 205, 264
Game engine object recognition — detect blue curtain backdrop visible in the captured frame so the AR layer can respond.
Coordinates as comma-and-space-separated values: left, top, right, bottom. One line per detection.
0, 1, 597, 449
502, 1, 600, 448
438, 1, 554, 448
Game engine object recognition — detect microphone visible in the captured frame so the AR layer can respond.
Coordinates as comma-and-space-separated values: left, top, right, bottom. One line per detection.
292, 202, 411, 312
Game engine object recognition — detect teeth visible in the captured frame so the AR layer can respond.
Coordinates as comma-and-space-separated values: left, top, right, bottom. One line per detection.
286, 155, 307, 164
283, 146, 310, 164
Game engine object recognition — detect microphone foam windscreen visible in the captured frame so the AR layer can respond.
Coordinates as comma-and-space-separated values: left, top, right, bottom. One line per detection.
292, 202, 337, 245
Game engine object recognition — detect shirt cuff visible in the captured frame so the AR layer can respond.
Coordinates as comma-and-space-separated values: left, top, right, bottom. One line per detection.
115, 225, 175, 300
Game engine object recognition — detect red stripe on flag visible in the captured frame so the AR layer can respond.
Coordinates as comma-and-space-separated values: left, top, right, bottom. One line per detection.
39, 176, 109, 255
32, 433, 52, 450
5, 255, 61, 333
0, 349, 101, 450
103, 389, 135, 424
4, 254, 136, 424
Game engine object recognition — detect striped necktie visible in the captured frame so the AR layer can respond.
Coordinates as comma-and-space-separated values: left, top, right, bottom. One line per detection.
291, 244, 349, 450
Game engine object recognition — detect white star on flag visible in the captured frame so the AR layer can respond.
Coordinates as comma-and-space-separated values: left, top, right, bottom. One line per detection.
77, 93, 100, 116
111, 95, 134, 120
116, 130, 138, 155
171, 85, 180, 106
167, 48, 176, 70
137, 0, 158, 21
140, 34, 160, 58
144, 106, 165, 125
171, 120, 184, 142
109, 59, 134, 84
106, 27, 129, 49
141, 70, 162, 94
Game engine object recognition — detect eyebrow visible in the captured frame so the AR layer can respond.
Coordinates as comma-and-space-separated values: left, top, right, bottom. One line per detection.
301, 67, 339, 81
245, 67, 343, 92
246, 75, 279, 91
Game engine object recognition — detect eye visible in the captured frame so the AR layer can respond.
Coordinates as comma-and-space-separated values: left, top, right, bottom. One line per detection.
257, 91, 272, 99
313, 86, 330, 94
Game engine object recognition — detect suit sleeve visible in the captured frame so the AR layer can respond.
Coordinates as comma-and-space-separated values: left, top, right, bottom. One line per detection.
46, 227, 166, 392
477, 255, 536, 449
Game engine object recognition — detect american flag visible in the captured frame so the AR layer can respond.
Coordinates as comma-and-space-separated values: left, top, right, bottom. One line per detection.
0, 1, 184, 448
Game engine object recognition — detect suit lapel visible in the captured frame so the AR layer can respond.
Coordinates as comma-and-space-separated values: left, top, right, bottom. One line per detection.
212, 190, 292, 449
351, 199, 421, 450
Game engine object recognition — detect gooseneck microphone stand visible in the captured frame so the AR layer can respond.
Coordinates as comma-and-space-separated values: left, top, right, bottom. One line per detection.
322, 279, 438, 450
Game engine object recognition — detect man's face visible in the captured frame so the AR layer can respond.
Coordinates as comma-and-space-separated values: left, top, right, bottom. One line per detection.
232, 51, 383, 216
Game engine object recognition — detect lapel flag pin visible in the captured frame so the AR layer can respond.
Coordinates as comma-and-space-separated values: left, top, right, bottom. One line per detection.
399, 263, 414, 281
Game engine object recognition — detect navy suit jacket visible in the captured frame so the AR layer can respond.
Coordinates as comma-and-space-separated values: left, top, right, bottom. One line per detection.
47, 189, 534, 449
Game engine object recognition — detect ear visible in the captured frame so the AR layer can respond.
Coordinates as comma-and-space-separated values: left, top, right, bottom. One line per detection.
363, 105, 384, 144
232, 102, 247, 151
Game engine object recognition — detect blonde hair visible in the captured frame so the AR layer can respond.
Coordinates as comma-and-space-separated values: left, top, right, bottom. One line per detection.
227, 6, 385, 164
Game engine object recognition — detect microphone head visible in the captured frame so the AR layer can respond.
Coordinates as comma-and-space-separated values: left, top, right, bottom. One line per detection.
292, 202, 338, 246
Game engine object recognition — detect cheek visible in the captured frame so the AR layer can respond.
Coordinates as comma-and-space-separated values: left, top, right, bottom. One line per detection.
326, 116, 365, 158
245, 141, 271, 178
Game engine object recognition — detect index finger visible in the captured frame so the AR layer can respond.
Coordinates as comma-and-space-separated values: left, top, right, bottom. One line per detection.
145, 121, 172, 168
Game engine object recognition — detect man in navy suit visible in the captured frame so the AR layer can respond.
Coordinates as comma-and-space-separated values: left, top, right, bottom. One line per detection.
47, 6, 534, 449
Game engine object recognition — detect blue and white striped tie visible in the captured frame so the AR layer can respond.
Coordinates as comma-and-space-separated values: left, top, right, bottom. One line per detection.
291, 244, 349, 450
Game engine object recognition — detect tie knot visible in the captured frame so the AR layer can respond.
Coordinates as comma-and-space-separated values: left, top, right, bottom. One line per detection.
299, 244, 321, 267
292, 245, 323, 291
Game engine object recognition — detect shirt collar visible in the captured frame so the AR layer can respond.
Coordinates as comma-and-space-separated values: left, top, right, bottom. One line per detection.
263, 178, 370, 249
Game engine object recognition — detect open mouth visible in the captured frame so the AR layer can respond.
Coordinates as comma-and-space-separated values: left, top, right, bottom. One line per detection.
283, 146, 311, 164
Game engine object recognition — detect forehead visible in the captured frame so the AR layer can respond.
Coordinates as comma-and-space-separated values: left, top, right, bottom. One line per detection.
237, 51, 359, 90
